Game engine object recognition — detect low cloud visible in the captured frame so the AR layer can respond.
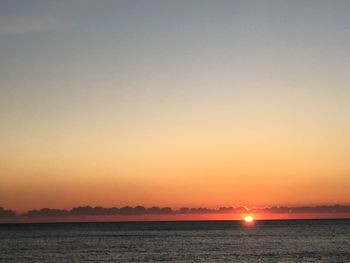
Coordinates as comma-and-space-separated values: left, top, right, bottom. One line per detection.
11, 205, 350, 218
1, 205, 350, 220
251, 205, 350, 214
24, 208, 69, 217
0, 207, 16, 217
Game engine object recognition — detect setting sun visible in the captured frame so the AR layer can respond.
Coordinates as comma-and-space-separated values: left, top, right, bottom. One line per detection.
244, 216, 254, 223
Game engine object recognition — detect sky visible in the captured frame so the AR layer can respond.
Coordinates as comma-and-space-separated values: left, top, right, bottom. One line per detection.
1, 0, 350, 212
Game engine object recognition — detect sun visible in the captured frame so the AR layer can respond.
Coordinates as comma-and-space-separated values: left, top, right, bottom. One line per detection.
244, 216, 254, 223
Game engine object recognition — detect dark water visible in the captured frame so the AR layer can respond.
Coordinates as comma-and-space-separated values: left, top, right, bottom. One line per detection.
0, 219, 349, 262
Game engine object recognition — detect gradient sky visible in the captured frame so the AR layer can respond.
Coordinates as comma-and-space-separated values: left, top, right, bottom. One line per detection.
1, 0, 350, 211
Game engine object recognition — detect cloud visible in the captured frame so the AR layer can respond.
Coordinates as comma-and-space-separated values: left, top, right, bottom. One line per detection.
0, 0, 99, 34
0, 1, 75, 34
24, 208, 68, 217
0, 207, 16, 217
2, 205, 350, 219
251, 205, 350, 214
19, 206, 248, 217
0, 15, 58, 34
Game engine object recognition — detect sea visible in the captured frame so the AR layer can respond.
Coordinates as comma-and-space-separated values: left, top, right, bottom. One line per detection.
0, 219, 349, 262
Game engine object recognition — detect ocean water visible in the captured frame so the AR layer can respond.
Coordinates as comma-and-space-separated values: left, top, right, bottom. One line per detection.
0, 219, 349, 262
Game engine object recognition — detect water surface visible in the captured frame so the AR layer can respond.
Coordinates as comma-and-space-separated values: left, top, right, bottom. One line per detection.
0, 219, 349, 262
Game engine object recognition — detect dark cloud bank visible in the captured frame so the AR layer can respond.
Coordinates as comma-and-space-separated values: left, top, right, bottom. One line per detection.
1, 205, 350, 218
0, 207, 16, 217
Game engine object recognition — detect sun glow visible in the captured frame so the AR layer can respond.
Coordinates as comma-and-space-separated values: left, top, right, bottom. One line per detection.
244, 216, 254, 223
